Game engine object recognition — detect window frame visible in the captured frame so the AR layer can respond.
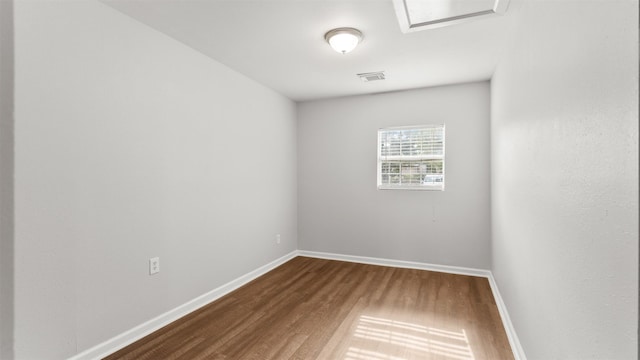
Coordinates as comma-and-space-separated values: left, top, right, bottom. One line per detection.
377, 124, 446, 191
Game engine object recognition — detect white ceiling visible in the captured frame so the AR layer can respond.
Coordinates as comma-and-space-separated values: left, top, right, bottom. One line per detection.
103, 0, 513, 102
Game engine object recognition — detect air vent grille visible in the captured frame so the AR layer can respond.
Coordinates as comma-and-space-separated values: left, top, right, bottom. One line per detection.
357, 71, 386, 82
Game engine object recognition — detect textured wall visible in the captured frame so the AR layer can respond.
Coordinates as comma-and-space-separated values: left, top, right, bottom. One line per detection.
298, 82, 491, 269
13, 0, 297, 358
0, 0, 14, 358
491, 0, 638, 359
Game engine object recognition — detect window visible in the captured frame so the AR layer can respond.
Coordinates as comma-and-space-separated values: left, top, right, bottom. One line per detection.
377, 125, 445, 190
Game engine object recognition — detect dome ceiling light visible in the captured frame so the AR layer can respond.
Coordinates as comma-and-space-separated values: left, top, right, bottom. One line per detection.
324, 27, 363, 54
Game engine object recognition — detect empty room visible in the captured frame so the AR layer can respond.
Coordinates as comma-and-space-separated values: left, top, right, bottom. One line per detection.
0, 0, 637, 359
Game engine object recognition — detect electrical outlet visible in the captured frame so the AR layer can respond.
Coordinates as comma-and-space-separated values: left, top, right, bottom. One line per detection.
276, 234, 281, 244
149, 257, 160, 275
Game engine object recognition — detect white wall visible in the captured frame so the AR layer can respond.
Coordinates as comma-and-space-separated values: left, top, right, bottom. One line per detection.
491, 0, 638, 359
0, 0, 15, 358
13, 0, 297, 358
298, 82, 491, 269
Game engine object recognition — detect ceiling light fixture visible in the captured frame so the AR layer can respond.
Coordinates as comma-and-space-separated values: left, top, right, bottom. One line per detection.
324, 27, 363, 54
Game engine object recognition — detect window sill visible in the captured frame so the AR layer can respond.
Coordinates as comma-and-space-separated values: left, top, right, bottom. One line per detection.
377, 185, 444, 191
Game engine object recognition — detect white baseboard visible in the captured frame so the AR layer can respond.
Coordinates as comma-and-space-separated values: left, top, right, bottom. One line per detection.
69, 249, 526, 360
487, 273, 528, 360
297, 250, 491, 278
68, 250, 298, 360
298, 250, 526, 360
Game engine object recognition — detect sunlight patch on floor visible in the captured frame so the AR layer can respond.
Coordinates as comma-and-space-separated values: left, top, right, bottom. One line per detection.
344, 315, 475, 360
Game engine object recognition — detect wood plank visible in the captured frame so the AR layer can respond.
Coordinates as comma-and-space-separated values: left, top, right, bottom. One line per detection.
104, 257, 514, 360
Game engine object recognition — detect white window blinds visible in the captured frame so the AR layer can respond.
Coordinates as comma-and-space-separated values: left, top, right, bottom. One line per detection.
377, 125, 445, 190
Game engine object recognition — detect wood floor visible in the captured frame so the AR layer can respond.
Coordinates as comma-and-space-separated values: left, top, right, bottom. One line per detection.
105, 257, 514, 360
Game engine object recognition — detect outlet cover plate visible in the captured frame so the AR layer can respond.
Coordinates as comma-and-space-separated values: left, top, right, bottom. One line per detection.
149, 257, 160, 275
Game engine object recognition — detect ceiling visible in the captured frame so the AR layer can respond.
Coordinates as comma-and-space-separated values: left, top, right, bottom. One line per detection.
103, 0, 513, 102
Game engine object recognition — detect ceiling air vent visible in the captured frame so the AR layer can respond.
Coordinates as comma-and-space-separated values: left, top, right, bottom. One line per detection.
357, 71, 385, 82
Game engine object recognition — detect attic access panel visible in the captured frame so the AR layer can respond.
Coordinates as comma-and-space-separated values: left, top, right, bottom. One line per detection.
393, 0, 510, 33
